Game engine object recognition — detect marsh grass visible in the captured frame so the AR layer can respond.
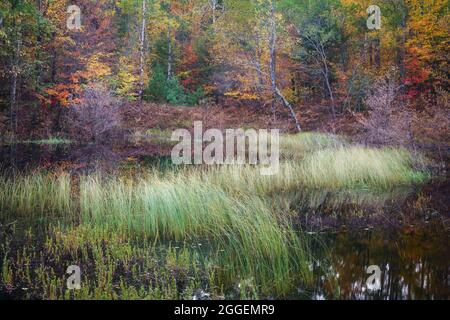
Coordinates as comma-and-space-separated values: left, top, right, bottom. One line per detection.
2, 137, 73, 146
0, 132, 429, 299
26, 137, 72, 145
294, 146, 427, 189
0, 172, 313, 297
0, 222, 311, 299
203, 148, 426, 198
130, 128, 175, 144
0, 173, 73, 220
78, 174, 311, 294
280, 132, 346, 160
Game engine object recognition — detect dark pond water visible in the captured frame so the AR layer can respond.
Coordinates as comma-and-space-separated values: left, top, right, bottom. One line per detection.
0, 143, 449, 300
301, 178, 450, 299
307, 222, 449, 299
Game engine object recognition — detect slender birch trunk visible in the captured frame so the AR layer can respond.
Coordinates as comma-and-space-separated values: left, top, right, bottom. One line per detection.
209, 0, 217, 29
138, 0, 147, 100
268, 1, 301, 132
167, 24, 173, 80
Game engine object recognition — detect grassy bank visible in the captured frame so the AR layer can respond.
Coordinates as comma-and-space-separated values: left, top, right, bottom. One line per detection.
0, 133, 428, 299
1, 137, 72, 146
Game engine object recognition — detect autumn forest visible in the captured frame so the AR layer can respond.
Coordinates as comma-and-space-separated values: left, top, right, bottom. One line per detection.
0, 0, 449, 301
0, 0, 447, 139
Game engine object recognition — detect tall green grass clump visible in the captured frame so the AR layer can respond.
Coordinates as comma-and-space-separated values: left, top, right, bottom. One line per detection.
204, 143, 427, 196
78, 174, 312, 294
0, 172, 314, 295
296, 147, 427, 189
280, 132, 346, 160
0, 173, 73, 219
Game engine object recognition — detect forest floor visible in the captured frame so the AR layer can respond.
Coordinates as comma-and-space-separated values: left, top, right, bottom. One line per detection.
121, 101, 362, 136
1, 101, 448, 171
120, 101, 449, 165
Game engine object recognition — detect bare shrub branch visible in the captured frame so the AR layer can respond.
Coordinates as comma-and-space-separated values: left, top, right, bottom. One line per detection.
66, 85, 121, 142
360, 70, 412, 146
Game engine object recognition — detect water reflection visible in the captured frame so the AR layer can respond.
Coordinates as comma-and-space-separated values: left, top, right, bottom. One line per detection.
292, 181, 450, 300
283, 188, 412, 222
308, 223, 450, 300
0, 142, 173, 174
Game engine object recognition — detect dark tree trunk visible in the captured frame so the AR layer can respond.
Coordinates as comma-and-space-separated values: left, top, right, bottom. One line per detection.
10, 11, 21, 138
373, 37, 381, 69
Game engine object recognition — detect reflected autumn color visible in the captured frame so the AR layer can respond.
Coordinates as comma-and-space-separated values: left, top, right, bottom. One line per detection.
307, 184, 449, 300
310, 225, 449, 300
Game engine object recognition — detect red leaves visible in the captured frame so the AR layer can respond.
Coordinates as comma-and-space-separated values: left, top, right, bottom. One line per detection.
180, 43, 201, 90
404, 54, 431, 99
44, 83, 82, 107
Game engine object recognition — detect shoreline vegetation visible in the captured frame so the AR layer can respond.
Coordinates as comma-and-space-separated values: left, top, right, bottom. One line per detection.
0, 133, 430, 299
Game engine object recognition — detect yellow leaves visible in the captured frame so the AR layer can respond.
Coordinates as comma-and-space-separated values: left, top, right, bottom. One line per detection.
241, 93, 260, 100
224, 91, 241, 98
225, 91, 259, 100
281, 88, 297, 105
46, 0, 70, 29
147, 1, 181, 37
406, 0, 448, 69
86, 53, 112, 81
116, 57, 139, 99
203, 85, 216, 94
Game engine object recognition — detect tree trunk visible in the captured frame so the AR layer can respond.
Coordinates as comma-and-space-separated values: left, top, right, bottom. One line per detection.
254, 31, 264, 98
302, 31, 337, 121
268, 1, 301, 132
373, 37, 381, 69
397, 1, 407, 79
210, 0, 216, 25
363, 33, 368, 65
167, 24, 173, 80
10, 65, 18, 137
268, 1, 277, 119
50, 32, 57, 83
10, 14, 21, 138
35, 0, 43, 90
275, 87, 302, 132
322, 63, 336, 120
316, 41, 336, 120
138, 0, 147, 100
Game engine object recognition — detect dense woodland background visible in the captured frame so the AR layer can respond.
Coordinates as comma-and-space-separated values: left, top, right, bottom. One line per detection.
0, 0, 448, 148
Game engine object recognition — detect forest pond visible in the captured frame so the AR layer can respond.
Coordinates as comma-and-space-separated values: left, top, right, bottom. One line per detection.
1, 143, 449, 300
